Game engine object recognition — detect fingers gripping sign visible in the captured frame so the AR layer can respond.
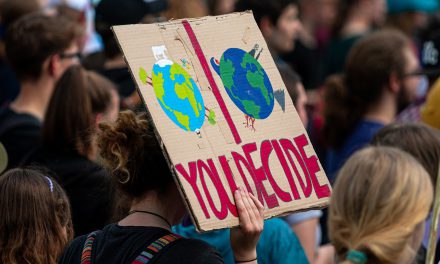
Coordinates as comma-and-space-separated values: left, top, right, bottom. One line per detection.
230, 187, 264, 263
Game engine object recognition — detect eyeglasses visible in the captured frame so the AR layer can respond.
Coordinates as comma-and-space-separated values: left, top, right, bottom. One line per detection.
59, 52, 82, 61
403, 68, 424, 77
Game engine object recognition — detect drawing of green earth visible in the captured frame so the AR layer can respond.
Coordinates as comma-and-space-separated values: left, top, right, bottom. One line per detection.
152, 60, 205, 132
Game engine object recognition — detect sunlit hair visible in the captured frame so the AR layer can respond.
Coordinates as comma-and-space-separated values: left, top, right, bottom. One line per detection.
329, 146, 433, 264
0, 168, 73, 264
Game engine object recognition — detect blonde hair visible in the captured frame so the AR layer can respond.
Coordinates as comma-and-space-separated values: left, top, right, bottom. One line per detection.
329, 146, 433, 264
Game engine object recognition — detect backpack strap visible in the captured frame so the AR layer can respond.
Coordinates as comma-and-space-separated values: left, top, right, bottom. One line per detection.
81, 231, 100, 264
131, 233, 182, 264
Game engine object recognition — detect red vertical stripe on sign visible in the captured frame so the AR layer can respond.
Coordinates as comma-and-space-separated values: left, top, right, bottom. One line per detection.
182, 20, 242, 144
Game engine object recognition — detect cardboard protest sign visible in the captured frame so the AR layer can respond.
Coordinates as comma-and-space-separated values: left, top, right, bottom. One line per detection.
113, 11, 332, 232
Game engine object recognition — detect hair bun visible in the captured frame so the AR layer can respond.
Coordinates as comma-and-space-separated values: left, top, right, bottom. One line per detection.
98, 110, 149, 184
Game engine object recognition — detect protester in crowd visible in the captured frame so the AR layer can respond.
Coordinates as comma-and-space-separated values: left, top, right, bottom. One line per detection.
164, 0, 208, 19
0, 0, 43, 107
324, 0, 387, 76
282, 0, 338, 90
0, 13, 80, 171
59, 110, 264, 263
83, 0, 168, 111
329, 146, 433, 264
386, 0, 438, 39
371, 122, 440, 263
0, 168, 73, 264
323, 29, 420, 181
235, 0, 302, 67
279, 64, 308, 125
24, 65, 118, 237
207, 0, 236, 15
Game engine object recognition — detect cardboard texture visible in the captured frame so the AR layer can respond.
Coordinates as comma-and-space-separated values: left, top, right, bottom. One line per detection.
113, 11, 332, 232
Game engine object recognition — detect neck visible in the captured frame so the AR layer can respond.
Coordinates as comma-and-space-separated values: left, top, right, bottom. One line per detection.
342, 10, 372, 36
10, 77, 54, 121
364, 92, 397, 125
119, 190, 181, 230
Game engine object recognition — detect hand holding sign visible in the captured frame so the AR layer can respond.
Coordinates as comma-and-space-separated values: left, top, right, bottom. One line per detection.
230, 186, 264, 263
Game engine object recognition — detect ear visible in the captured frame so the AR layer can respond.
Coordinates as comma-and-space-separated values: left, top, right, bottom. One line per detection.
260, 16, 274, 38
95, 113, 104, 129
388, 71, 401, 94
48, 54, 61, 78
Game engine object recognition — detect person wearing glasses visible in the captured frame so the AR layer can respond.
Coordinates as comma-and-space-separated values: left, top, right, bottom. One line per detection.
0, 13, 81, 172
322, 29, 421, 183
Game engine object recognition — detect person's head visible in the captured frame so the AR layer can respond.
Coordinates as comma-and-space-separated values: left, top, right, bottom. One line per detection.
95, 0, 167, 60
371, 123, 440, 187
323, 29, 419, 148
0, 0, 40, 29
0, 168, 73, 264
42, 65, 119, 159
386, 0, 438, 36
329, 146, 433, 264
235, 0, 301, 54
55, 3, 87, 52
5, 13, 80, 83
278, 64, 308, 125
97, 110, 179, 216
332, 0, 387, 37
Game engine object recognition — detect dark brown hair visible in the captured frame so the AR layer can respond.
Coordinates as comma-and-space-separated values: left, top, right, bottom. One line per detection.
331, 0, 361, 37
323, 29, 409, 148
97, 110, 173, 200
42, 65, 117, 157
278, 64, 301, 106
0, 0, 40, 28
5, 13, 79, 81
235, 0, 297, 27
371, 123, 440, 186
0, 168, 73, 264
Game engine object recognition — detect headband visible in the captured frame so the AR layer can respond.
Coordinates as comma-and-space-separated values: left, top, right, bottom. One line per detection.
45, 176, 54, 193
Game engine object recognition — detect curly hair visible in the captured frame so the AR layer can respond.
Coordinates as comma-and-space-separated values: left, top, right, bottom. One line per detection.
0, 168, 73, 264
329, 146, 433, 264
97, 110, 173, 200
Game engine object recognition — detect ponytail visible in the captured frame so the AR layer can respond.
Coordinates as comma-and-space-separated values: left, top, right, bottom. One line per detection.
42, 65, 116, 156
322, 74, 365, 148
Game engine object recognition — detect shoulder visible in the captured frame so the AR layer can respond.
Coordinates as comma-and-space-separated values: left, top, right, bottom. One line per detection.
58, 234, 89, 264
284, 210, 322, 226
0, 108, 40, 130
262, 218, 292, 237
160, 237, 224, 264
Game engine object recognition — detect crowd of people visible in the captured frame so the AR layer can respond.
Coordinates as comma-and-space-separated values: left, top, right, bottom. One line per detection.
1, 0, 440, 263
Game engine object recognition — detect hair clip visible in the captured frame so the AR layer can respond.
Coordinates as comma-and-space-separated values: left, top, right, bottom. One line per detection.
45, 176, 54, 192
346, 250, 367, 264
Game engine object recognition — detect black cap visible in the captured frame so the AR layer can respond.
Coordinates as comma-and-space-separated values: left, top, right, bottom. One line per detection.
95, 0, 168, 26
